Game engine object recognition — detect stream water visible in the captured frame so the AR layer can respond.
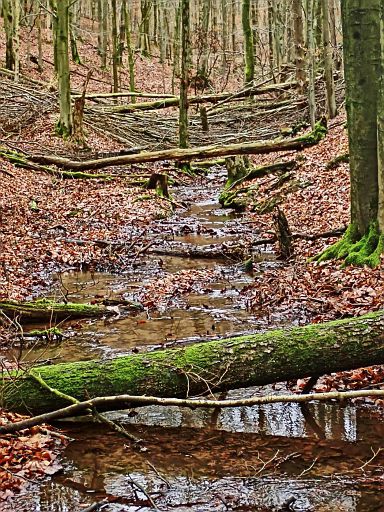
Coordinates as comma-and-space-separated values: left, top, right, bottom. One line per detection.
4, 172, 384, 511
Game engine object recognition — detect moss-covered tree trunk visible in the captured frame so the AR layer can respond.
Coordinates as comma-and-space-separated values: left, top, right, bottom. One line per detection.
242, 0, 254, 85
343, 0, 380, 237
3, 310, 384, 415
377, 2, 384, 233
315, 0, 384, 266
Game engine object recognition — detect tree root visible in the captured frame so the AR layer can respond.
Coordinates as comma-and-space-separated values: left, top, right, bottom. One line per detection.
312, 223, 384, 267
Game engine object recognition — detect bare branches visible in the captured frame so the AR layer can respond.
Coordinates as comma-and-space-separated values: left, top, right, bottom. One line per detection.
3, 388, 384, 435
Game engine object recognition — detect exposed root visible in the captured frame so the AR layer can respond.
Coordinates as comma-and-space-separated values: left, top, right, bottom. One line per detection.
313, 223, 384, 268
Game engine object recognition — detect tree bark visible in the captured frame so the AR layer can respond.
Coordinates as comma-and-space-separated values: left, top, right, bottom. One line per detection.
179, 0, 190, 149
322, 0, 337, 118
306, 0, 317, 129
3, 310, 384, 415
56, 0, 73, 136
342, 0, 381, 236
242, 0, 254, 85
292, 0, 305, 91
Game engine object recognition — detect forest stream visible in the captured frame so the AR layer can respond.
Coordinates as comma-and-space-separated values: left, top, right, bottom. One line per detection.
3, 171, 384, 512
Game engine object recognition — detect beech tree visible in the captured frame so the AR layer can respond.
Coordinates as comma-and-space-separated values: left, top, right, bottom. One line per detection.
316, 0, 384, 266
55, 0, 73, 136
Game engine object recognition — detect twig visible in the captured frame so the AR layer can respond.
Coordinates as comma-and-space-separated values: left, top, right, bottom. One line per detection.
128, 474, 160, 510
297, 456, 319, 477
146, 461, 171, 489
358, 447, 384, 471
80, 499, 109, 512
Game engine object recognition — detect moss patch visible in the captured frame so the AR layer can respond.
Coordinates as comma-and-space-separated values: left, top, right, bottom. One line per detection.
0, 299, 113, 321
312, 222, 384, 268
297, 118, 328, 145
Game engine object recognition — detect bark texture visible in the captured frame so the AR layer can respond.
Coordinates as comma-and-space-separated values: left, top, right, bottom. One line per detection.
342, 0, 381, 236
3, 310, 384, 415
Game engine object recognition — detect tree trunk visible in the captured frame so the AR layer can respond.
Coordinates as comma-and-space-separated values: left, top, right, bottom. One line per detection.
342, 0, 381, 237
315, 0, 384, 266
197, 0, 211, 88
322, 0, 337, 119
3, 310, 384, 415
56, 0, 72, 137
123, 0, 136, 101
179, 0, 190, 149
12, 0, 20, 81
292, 0, 305, 92
3, 0, 15, 71
0, 299, 120, 322
111, 0, 119, 93
378, 1, 384, 233
242, 0, 254, 85
95, 81, 296, 113
307, 0, 317, 129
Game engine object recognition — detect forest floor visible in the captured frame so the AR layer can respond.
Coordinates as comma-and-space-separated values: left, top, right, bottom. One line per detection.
1, 27, 384, 505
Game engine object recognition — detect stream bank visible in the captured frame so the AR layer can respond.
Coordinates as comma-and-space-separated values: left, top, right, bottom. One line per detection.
2, 168, 384, 511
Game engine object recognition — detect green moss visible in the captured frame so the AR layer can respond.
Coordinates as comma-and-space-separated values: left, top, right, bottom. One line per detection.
134, 194, 153, 202
219, 187, 248, 210
4, 308, 384, 415
312, 222, 384, 268
0, 299, 112, 321
298, 119, 328, 145
28, 327, 63, 337
0, 146, 112, 180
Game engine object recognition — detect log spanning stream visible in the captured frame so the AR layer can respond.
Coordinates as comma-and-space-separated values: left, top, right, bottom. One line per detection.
3, 173, 384, 511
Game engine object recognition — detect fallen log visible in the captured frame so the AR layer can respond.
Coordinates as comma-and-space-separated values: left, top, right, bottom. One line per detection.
92, 81, 296, 113
0, 299, 124, 322
3, 309, 384, 415
28, 121, 327, 171
148, 241, 250, 260
219, 160, 296, 209
0, 147, 114, 180
73, 91, 177, 100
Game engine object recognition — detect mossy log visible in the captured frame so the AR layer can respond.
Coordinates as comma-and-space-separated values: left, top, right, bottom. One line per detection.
3, 310, 384, 415
0, 299, 120, 322
219, 160, 296, 209
28, 121, 327, 171
0, 147, 113, 180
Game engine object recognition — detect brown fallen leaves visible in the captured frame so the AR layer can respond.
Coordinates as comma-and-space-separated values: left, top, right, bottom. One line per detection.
0, 409, 69, 502
241, 116, 384, 325
245, 258, 384, 325
139, 268, 220, 309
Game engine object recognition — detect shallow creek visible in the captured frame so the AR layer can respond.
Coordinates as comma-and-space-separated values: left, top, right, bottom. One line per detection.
4, 173, 384, 511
